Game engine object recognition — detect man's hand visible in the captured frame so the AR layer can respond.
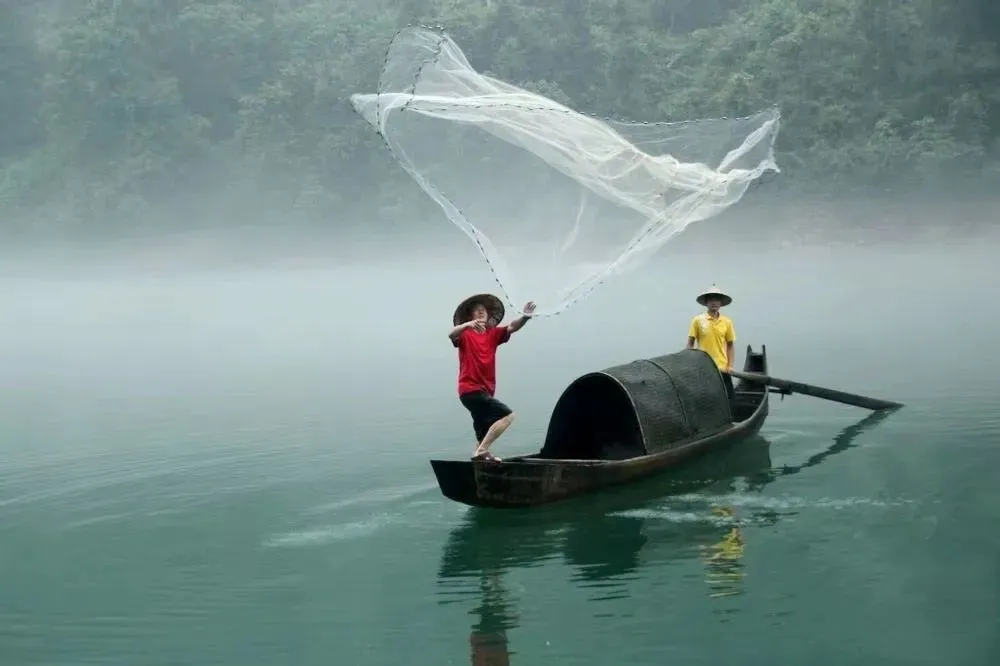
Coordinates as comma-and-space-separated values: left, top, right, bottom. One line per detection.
449, 318, 485, 341
508, 301, 536, 334
463, 316, 487, 332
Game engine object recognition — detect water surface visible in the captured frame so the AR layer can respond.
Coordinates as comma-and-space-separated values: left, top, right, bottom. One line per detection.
1, 238, 997, 665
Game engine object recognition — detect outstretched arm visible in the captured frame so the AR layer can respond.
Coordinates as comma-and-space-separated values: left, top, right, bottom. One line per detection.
507, 301, 536, 334
508, 314, 531, 333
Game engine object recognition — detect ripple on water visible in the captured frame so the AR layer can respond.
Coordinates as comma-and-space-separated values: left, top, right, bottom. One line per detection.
613, 491, 913, 523
262, 488, 460, 549
0, 433, 355, 532
263, 515, 392, 548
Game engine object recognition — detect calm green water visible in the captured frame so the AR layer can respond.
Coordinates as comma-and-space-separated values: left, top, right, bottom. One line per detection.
1, 240, 998, 665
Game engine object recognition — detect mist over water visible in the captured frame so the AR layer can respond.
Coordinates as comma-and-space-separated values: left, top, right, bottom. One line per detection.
1, 199, 997, 496
1, 200, 999, 665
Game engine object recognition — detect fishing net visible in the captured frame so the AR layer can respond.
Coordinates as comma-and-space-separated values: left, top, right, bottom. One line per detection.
351, 26, 781, 317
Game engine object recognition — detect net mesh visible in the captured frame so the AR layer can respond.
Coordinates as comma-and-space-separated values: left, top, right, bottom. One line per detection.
351, 26, 781, 317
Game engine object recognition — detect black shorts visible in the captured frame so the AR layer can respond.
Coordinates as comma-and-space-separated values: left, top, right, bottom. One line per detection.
459, 391, 513, 443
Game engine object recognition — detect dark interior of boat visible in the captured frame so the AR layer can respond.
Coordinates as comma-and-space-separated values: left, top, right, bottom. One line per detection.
538, 373, 646, 461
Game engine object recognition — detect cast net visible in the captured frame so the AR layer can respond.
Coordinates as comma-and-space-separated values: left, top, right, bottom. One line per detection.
350, 26, 781, 317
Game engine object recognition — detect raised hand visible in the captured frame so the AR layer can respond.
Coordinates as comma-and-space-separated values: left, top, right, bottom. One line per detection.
522, 301, 536, 316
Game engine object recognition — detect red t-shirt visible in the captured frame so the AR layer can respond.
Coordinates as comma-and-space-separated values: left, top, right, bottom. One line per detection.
453, 325, 511, 396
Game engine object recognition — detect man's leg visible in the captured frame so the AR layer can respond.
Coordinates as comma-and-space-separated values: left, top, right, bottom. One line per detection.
474, 397, 515, 458
472, 419, 489, 450
476, 412, 514, 456
460, 392, 490, 450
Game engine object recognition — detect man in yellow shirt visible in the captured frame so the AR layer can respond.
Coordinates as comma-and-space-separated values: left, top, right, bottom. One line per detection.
687, 284, 736, 400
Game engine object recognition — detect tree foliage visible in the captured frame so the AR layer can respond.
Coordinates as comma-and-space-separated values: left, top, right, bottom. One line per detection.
1, 0, 998, 232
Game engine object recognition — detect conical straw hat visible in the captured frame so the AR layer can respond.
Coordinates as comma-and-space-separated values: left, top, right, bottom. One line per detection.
452, 293, 506, 327
696, 284, 732, 307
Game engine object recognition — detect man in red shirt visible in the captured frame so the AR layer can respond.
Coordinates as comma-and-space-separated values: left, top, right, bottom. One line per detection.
449, 293, 536, 462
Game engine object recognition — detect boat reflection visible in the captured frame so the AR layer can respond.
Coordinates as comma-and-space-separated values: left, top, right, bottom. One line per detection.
556, 436, 779, 603
437, 409, 896, 662
764, 407, 897, 482
466, 566, 517, 666
700, 506, 747, 599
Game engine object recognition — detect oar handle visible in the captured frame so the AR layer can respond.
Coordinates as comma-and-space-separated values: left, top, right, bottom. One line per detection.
729, 370, 903, 411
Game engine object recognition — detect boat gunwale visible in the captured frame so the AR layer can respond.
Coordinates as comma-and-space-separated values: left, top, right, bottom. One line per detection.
470, 413, 765, 468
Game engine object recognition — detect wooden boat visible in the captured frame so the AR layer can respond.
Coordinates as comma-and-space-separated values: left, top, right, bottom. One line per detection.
430, 345, 772, 508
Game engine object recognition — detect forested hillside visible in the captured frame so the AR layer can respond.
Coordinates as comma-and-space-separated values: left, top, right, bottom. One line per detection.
1, 0, 998, 235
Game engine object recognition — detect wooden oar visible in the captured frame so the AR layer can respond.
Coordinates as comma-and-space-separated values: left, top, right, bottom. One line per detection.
728, 369, 903, 411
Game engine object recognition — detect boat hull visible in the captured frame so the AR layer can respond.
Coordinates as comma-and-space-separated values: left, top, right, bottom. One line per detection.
430, 346, 770, 508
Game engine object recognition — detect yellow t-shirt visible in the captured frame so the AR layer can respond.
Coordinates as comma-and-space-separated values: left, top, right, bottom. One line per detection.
688, 313, 736, 370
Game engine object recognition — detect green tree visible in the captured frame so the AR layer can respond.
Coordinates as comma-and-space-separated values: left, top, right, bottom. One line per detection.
0, 0, 997, 232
